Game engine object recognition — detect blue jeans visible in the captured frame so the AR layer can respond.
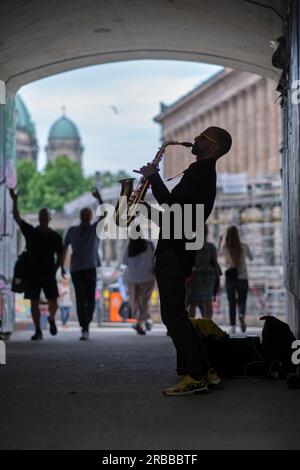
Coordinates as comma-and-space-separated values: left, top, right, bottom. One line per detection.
60, 306, 71, 325
225, 278, 249, 326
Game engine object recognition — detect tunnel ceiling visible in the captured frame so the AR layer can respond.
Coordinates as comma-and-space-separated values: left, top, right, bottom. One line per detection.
0, 0, 283, 91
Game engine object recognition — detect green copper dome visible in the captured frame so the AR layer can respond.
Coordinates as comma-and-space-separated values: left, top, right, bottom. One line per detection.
48, 114, 80, 140
15, 94, 36, 136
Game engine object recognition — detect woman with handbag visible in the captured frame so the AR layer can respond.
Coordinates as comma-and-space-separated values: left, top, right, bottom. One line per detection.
122, 234, 155, 335
186, 224, 221, 320
219, 226, 253, 334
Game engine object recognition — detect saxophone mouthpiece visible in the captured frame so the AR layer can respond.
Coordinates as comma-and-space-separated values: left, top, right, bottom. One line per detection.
182, 142, 193, 147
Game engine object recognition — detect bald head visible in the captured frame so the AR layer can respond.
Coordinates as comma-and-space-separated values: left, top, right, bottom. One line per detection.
192, 126, 232, 160
206, 126, 232, 157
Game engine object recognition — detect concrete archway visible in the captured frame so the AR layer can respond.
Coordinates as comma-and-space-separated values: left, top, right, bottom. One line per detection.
0, 0, 283, 92
1, 0, 299, 336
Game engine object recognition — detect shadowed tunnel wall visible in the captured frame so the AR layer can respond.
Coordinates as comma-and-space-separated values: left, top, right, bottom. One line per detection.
283, 0, 300, 338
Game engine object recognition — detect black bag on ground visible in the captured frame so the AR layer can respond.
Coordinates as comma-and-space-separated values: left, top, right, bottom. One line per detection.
11, 251, 28, 293
260, 315, 296, 378
203, 335, 263, 378
177, 320, 262, 378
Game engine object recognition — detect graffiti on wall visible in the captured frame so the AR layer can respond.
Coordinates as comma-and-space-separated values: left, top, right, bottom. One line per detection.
0, 95, 17, 334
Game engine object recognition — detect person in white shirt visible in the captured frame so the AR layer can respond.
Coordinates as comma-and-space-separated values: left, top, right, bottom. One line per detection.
62, 188, 105, 340
122, 236, 155, 335
219, 226, 253, 334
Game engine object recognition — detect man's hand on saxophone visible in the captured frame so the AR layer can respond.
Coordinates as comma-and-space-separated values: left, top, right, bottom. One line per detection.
133, 163, 159, 178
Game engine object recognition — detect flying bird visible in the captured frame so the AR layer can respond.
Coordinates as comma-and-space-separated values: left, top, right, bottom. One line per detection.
110, 105, 120, 115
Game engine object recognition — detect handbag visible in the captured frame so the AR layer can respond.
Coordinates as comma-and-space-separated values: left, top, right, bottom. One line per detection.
225, 267, 238, 280
11, 251, 28, 293
118, 301, 132, 320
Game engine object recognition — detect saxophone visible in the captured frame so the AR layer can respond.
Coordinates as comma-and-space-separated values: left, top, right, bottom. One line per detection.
114, 140, 193, 227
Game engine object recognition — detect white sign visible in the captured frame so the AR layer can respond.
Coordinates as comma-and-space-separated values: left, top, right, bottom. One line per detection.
0, 81, 5, 104
0, 340, 6, 365
218, 172, 247, 194
292, 340, 300, 365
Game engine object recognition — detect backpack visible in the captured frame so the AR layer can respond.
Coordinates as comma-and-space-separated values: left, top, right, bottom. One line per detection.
11, 251, 28, 293
260, 315, 296, 378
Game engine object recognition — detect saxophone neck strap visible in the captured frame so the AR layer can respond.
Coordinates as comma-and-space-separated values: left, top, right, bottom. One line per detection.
164, 171, 184, 182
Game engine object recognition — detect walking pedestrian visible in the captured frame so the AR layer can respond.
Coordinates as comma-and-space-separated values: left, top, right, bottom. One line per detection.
220, 226, 253, 334
122, 235, 155, 335
186, 224, 221, 320
9, 189, 63, 340
62, 188, 105, 340
58, 277, 72, 326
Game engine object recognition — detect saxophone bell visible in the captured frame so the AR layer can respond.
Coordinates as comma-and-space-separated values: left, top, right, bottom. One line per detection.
114, 177, 136, 227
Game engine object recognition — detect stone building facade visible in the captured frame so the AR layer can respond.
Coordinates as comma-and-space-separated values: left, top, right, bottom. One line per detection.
154, 69, 281, 180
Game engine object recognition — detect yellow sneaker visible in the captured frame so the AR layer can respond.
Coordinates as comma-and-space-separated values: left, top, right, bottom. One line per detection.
163, 375, 209, 396
206, 368, 222, 386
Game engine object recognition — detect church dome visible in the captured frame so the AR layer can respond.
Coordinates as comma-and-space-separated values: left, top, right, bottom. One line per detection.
48, 114, 80, 140
15, 94, 36, 136
46, 110, 83, 166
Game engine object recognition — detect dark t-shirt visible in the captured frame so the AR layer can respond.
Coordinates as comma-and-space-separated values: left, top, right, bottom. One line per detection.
148, 158, 217, 263
20, 221, 63, 277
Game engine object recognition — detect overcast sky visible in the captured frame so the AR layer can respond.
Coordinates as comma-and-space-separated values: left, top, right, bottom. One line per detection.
20, 60, 222, 178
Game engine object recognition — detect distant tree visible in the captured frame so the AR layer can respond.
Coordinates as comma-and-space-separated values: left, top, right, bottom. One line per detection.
27, 156, 91, 211
26, 172, 46, 211
98, 170, 130, 187
15, 160, 37, 211
16, 155, 130, 212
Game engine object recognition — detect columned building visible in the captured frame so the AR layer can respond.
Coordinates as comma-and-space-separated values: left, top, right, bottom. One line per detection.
154, 69, 281, 180
46, 111, 83, 166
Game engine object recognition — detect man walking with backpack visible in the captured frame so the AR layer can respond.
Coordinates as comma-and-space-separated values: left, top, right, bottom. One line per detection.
9, 188, 64, 340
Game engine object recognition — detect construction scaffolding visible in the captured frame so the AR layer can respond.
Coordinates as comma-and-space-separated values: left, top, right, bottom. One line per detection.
211, 174, 285, 325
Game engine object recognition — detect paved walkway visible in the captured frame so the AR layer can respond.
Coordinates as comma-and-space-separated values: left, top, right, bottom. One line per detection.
1, 327, 300, 450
